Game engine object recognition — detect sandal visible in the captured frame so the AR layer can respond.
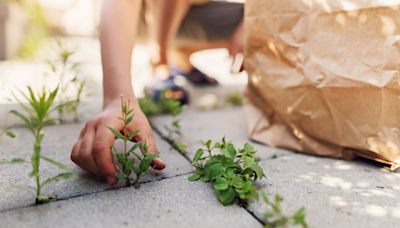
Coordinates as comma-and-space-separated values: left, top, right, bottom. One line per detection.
148, 76, 190, 105
171, 67, 219, 87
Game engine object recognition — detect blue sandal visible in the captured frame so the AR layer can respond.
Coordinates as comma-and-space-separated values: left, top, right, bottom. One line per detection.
148, 76, 189, 105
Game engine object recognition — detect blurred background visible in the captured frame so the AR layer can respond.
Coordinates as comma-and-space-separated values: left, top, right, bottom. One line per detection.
0, 0, 247, 126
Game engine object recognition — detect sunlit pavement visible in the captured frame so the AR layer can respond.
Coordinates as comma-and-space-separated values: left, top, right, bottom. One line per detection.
0, 38, 399, 228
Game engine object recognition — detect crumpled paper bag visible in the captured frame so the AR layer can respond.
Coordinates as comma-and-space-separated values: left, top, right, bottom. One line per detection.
245, 0, 400, 170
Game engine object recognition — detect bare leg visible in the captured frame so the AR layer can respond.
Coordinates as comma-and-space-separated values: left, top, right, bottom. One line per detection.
145, 0, 191, 79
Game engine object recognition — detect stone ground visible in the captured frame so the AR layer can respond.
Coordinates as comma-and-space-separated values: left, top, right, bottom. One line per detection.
0, 38, 400, 228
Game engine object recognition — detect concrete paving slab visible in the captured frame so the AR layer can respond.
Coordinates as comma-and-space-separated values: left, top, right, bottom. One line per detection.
0, 122, 192, 211
151, 107, 292, 161
0, 175, 262, 228
247, 154, 400, 228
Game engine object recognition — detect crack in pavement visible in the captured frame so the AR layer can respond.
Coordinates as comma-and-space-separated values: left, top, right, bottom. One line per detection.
0, 171, 194, 214
151, 121, 266, 226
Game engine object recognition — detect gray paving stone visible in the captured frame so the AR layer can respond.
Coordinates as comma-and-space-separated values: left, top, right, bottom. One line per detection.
0, 122, 192, 211
151, 107, 292, 161
247, 154, 400, 228
0, 175, 262, 228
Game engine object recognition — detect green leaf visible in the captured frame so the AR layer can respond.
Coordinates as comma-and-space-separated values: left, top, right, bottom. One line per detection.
107, 126, 125, 139
116, 153, 126, 165
115, 172, 126, 181
202, 139, 212, 150
124, 115, 134, 126
10, 110, 31, 127
243, 156, 254, 169
188, 172, 201, 181
41, 156, 69, 171
251, 164, 265, 179
292, 208, 307, 227
0, 158, 28, 165
127, 130, 140, 141
243, 143, 256, 155
125, 159, 135, 172
214, 178, 229, 190
5, 130, 15, 138
176, 142, 187, 154
41, 172, 74, 188
139, 152, 159, 173
215, 186, 237, 206
222, 143, 236, 158
193, 149, 204, 162
205, 163, 224, 180
231, 176, 243, 188
128, 142, 141, 154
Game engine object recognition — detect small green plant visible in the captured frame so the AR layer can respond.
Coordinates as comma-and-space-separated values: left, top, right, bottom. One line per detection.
226, 92, 243, 106
48, 41, 86, 123
0, 128, 15, 139
109, 97, 160, 188
188, 138, 265, 205
138, 89, 183, 117
263, 193, 308, 228
0, 86, 74, 204
164, 116, 188, 154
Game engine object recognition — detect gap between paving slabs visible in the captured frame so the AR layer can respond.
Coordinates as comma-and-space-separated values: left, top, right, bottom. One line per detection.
150, 107, 295, 162
0, 122, 193, 212
150, 106, 400, 227
0, 175, 263, 228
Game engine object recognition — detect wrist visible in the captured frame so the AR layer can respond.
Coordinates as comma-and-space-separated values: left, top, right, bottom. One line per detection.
103, 94, 138, 110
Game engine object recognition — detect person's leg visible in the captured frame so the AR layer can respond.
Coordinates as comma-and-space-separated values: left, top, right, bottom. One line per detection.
167, 1, 244, 85
145, 0, 191, 80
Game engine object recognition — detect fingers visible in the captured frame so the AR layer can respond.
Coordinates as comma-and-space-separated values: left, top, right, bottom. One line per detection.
92, 120, 122, 185
71, 122, 98, 175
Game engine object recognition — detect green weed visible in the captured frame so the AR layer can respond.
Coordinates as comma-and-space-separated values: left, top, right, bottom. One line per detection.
1, 86, 74, 204
263, 193, 308, 228
48, 41, 86, 123
109, 97, 160, 188
188, 138, 265, 205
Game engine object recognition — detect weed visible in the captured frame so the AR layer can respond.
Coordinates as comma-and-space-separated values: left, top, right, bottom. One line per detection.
263, 193, 308, 228
188, 138, 265, 205
138, 89, 183, 117
226, 92, 243, 106
0, 128, 15, 139
109, 97, 160, 188
48, 41, 86, 123
1, 86, 74, 204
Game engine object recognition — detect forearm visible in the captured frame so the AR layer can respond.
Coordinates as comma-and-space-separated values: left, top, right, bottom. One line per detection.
100, 0, 142, 107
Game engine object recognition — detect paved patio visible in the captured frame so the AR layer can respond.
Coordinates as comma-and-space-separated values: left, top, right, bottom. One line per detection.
0, 38, 399, 228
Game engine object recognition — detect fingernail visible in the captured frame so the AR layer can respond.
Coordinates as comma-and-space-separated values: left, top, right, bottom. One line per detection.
106, 176, 117, 185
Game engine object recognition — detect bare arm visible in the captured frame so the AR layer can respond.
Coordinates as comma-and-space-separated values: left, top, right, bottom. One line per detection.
100, 0, 140, 106
71, 0, 165, 185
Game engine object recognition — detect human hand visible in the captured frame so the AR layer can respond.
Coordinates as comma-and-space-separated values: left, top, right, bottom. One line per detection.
71, 98, 166, 184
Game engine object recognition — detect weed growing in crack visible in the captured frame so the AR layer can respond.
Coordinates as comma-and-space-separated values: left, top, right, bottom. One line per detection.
109, 97, 159, 188
188, 138, 265, 205
226, 91, 243, 106
138, 89, 183, 117
1, 86, 74, 204
263, 193, 308, 228
48, 41, 86, 123
138, 89, 188, 154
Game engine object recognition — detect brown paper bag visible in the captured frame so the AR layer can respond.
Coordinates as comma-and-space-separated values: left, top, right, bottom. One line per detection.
245, 0, 400, 170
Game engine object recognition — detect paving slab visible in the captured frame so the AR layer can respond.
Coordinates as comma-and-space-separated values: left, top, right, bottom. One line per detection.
0, 122, 192, 211
0, 175, 262, 228
246, 154, 400, 228
151, 107, 292, 161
